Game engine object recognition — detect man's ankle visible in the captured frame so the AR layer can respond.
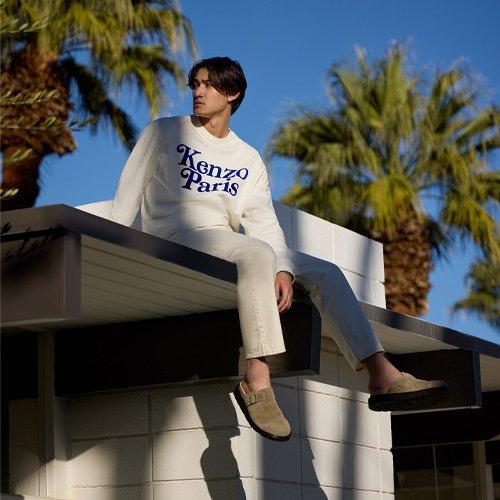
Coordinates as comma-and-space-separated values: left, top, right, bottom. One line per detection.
242, 375, 271, 393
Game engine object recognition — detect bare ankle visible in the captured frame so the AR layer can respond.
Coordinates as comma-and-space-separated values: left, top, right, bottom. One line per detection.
362, 352, 402, 394
242, 376, 271, 394
244, 356, 271, 392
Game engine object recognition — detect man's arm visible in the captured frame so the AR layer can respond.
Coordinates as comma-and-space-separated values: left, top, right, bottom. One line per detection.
108, 120, 160, 226
240, 165, 296, 283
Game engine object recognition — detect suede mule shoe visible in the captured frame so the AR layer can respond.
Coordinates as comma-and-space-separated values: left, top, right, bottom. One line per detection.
233, 381, 291, 441
368, 372, 450, 412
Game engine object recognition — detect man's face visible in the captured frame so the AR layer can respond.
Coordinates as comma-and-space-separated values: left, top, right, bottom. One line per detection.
191, 67, 235, 118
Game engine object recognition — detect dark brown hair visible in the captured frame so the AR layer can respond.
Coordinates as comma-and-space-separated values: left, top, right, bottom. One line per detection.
188, 56, 247, 115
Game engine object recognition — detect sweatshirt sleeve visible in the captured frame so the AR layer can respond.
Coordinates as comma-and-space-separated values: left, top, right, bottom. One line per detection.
108, 120, 160, 226
240, 164, 296, 283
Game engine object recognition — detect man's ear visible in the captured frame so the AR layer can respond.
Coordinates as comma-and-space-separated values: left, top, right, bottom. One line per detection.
227, 92, 240, 103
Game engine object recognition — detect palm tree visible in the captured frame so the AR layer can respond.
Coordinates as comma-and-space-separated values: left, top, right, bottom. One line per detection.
0, 0, 196, 211
452, 255, 500, 330
0, 4, 85, 203
269, 43, 499, 317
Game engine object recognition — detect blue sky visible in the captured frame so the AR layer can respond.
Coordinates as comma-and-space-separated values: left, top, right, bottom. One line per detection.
32, 0, 499, 343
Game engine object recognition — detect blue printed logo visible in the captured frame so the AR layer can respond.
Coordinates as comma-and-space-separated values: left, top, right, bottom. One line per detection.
176, 143, 248, 196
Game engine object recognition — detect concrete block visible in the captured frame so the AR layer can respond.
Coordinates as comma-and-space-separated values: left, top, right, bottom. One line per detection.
299, 350, 340, 396
273, 376, 298, 388
370, 239, 385, 283
371, 280, 386, 308
9, 445, 40, 496
237, 477, 255, 499
254, 434, 301, 482
339, 269, 373, 304
273, 200, 294, 248
153, 427, 254, 480
291, 209, 335, 262
232, 476, 317, 500
302, 484, 343, 499
344, 490, 381, 500
273, 384, 300, 436
378, 413, 392, 451
342, 444, 381, 491
53, 398, 72, 500
71, 435, 151, 487
233, 427, 257, 478
333, 225, 372, 278
9, 399, 38, 446
299, 390, 341, 442
73, 485, 151, 499
254, 479, 302, 499
341, 399, 378, 448
68, 391, 148, 439
321, 335, 342, 356
382, 493, 395, 500
380, 450, 395, 493
152, 382, 245, 432
301, 438, 343, 487
9, 399, 70, 499
75, 200, 112, 219
154, 479, 237, 499
338, 356, 369, 403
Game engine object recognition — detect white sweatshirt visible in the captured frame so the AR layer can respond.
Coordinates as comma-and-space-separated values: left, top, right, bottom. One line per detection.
108, 115, 295, 281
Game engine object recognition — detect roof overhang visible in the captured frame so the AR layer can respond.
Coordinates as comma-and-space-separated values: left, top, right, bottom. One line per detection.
2, 204, 499, 394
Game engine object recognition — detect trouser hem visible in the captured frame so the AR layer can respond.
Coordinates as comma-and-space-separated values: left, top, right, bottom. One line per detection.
245, 346, 287, 359
353, 348, 386, 372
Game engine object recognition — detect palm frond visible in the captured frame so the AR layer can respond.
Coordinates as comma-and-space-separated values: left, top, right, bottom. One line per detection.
452, 256, 500, 329
441, 190, 499, 258
268, 41, 499, 316
59, 56, 137, 149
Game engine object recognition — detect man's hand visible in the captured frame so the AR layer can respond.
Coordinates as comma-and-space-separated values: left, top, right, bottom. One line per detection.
275, 271, 294, 314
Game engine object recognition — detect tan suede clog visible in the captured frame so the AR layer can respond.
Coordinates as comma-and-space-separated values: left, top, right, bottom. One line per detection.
233, 381, 291, 441
368, 372, 450, 412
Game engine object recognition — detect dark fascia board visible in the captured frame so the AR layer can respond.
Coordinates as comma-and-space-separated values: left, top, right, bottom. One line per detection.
1, 203, 237, 284
359, 302, 500, 359
391, 390, 500, 446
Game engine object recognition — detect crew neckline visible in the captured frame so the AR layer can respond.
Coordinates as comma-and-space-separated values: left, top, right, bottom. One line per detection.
190, 115, 238, 145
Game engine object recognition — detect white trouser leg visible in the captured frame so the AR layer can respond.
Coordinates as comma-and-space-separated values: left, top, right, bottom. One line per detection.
166, 227, 286, 358
289, 248, 384, 371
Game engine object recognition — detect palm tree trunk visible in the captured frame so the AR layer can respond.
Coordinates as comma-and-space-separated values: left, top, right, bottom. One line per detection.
1, 146, 44, 210
0, 46, 76, 211
370, 212, 434, 316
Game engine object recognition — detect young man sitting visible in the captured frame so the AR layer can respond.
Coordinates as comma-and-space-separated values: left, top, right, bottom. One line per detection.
108, 56, 449, 441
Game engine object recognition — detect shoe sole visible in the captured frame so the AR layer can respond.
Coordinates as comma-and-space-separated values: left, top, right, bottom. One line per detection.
233, 383, 291, 442
368, 384, 450, 412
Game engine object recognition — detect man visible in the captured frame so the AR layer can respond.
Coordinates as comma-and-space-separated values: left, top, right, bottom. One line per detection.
108, 56, 449, 442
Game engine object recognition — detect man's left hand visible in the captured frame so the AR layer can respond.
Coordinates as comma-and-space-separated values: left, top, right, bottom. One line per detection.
275, 271, 293, 314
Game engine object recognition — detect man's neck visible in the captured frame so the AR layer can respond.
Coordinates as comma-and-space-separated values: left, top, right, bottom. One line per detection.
194, 113, 231, 139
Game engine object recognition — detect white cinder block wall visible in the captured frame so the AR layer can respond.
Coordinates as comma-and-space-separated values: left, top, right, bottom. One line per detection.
272, 201, 385, 308
62, 348, 393, 499
8, 199, 393, 500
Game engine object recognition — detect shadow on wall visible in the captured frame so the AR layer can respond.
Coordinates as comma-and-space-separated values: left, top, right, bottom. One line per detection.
151, 378, 328, 498
65, 382, 328, 498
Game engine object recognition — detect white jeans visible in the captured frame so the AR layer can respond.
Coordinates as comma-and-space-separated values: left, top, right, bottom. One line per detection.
166, 226, 384, 371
